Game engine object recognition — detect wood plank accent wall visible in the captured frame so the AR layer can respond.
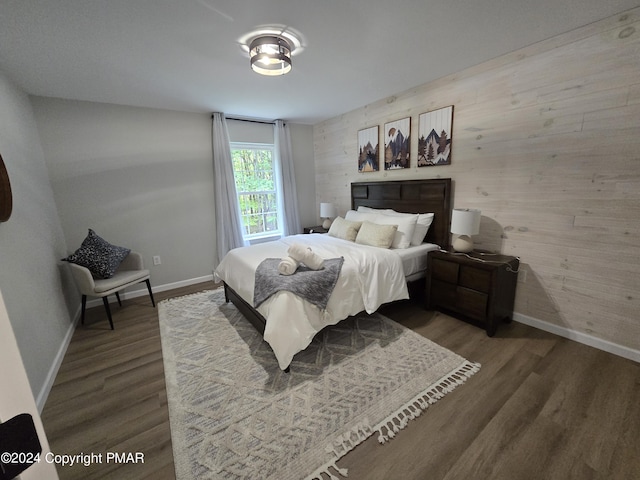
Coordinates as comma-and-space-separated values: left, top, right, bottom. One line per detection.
313, 8, 640, 353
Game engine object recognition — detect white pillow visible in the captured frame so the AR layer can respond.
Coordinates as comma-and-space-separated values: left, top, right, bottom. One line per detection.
357, 206, 396, 214
328, 216, 362, 242
356, 207, 434, 245
345, 209, 380, 223
371, 213, 418, 249
409, 213, 434, 245
376, 210, 434, 245
355, 221, 397, 249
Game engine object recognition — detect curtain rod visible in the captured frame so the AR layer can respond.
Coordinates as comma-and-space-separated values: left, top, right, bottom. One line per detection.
230, 117, 275, 125
212, 115, 278, 125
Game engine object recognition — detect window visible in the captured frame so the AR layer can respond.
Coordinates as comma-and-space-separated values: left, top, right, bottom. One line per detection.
230, 143, 282, 241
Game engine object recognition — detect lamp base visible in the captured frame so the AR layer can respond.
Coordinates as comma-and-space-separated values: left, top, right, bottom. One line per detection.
322, 218, 332, 229
452, 235, 474, 253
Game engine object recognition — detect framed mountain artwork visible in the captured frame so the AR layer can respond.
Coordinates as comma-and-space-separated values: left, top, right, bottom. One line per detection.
357, 126, 379, 172
418, 105, 453, 167
383, 117, 410, 170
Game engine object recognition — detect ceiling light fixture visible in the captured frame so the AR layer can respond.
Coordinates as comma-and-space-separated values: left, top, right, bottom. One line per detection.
249, 35, 292, 76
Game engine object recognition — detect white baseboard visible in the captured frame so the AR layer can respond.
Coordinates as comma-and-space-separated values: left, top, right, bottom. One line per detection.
37, 274, 215, 410
85, 274, 215, 309
513, 312, 640, 364
36, 305, 81, 412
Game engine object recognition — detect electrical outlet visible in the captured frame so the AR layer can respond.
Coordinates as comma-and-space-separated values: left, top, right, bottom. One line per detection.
153, 255, 161, 265
518, 269, 527, 283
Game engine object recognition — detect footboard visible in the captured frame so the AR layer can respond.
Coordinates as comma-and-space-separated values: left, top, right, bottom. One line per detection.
223, 282, 266, 335
225, 278, 424, 336
224, 282, 293, 372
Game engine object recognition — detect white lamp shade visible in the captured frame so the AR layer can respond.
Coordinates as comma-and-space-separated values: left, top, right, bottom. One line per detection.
451, 208, 481, 235
320, 203, 337, 218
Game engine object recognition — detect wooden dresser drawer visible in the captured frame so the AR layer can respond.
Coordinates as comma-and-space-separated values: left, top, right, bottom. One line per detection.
430, 280, 457, 306
432, 258, 459, 284
457, 287, 488, 321
459, 266, 491, 293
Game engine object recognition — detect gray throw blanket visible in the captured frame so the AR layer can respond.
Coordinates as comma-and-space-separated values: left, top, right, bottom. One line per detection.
253, 257, 344, 310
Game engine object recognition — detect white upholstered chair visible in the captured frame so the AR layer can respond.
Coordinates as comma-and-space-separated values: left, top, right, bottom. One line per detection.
68, 251, 155, 329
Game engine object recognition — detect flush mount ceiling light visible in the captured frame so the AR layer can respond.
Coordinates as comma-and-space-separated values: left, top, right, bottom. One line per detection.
239, 26, 304, 77
249, 35, 292, 76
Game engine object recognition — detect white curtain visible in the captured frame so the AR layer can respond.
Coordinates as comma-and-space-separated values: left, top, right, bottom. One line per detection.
274, 120, 302, 236
212, 112, 247, 267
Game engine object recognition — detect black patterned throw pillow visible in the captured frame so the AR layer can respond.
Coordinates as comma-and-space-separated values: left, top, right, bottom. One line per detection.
62, 229, 131, 279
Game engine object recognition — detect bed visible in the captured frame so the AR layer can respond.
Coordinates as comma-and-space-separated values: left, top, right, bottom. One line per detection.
215, 178, 452, 370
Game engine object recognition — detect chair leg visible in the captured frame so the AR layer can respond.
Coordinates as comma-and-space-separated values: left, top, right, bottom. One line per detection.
145, 279, 156, 307
102, 297, 115, 330
115, 291, 122, 306
81, 295, 87, 325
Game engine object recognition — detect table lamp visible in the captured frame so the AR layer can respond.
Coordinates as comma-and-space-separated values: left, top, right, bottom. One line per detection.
451, 208, 481, 252
320, 203, 337, 229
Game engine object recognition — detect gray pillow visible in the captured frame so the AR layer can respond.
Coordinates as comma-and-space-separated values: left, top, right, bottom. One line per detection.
62, 229, 130, 279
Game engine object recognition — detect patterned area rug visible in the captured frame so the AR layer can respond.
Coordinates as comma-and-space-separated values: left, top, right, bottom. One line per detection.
159, 289, 479, 479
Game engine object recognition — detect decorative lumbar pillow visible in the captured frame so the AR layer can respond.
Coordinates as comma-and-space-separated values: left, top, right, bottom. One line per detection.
62, 229, 131, 279
328, 216, 362, 242
355, 221, 398, 248
372, 213, 418, 249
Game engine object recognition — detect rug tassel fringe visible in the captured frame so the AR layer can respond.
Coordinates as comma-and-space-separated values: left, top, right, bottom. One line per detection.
306, 461, 349, 480
307, 361, 481, 479
375, 360, 480, 444
327, 423, 372, 458
306, 423, 372, 480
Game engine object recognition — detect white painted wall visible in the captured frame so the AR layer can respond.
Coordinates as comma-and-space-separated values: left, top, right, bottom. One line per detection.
284, 123, 316, 227
32, 99, 216, 288
32, 98, 317, 290
0, 71, 76, 409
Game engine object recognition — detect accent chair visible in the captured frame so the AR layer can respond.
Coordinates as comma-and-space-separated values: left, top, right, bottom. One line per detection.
68, 251, 155, 329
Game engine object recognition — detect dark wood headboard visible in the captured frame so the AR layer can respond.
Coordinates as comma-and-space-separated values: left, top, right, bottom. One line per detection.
351, 178, 452, 249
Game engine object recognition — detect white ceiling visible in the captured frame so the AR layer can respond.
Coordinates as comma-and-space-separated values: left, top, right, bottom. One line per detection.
1, 0, 638, 124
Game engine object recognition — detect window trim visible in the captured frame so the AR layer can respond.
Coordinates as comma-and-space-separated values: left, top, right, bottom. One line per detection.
230, 142, 283, 242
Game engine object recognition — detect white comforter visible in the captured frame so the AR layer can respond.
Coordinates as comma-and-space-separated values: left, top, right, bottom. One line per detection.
214, 234, 409, 369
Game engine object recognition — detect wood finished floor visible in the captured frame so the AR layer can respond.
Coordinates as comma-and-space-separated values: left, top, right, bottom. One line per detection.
41, 281, 640, 480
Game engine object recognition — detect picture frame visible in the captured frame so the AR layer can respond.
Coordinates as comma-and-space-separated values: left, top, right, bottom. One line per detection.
0, 153, 12, 222
384, 117, 410, 170
357, 126, 379, 172
417, 105, 453, 167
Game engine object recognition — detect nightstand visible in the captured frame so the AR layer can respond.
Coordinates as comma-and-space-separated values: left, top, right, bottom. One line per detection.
303, 226, 328, 234
425, 250, 519, 336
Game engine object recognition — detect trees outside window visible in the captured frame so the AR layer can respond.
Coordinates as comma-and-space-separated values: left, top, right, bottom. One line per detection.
230, 143, 282, 240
